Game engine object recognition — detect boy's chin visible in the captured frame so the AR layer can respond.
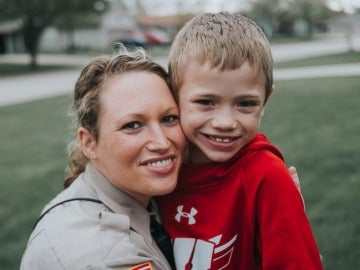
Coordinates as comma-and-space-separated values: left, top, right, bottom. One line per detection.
207, 153, 233, 163
201, 150, 235, 164
187, 145, 235, 164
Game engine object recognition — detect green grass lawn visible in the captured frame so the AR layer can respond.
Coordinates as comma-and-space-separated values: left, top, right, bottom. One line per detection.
0, 64, 77, 77
0, 75, 359, 269
0, 95, 72, 269
262, 76, 360, 269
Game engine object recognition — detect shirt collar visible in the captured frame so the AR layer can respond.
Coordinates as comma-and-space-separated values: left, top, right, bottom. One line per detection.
83, 163, 151, 238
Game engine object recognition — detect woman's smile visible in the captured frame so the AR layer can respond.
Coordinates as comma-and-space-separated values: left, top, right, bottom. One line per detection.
141, 155, 177, 174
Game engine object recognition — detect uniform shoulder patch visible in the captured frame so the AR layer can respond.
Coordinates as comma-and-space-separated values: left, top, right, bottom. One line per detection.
127, 261, 153, 270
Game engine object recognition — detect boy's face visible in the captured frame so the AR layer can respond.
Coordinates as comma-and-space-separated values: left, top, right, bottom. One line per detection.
178, 61, 269, 164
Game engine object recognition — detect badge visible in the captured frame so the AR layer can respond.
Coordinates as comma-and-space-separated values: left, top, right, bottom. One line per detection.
127, 261, 153, 270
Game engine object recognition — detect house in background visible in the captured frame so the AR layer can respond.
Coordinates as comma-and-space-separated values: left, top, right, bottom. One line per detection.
42, 0, 194, 51
325, 11, 360, 36
2, 1, 359, 55
324, 10, 360, 51
0, 19, 24, 54
0, 0, 194, 54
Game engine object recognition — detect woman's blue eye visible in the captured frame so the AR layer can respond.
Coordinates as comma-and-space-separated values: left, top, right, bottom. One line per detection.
162, 114, 179, 124
122, 121, 142, 131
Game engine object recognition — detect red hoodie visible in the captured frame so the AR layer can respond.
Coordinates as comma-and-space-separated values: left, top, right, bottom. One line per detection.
157, 133, 323, 270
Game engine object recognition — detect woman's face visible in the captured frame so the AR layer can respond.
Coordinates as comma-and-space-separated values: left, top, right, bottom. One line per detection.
85, 71, 186, 206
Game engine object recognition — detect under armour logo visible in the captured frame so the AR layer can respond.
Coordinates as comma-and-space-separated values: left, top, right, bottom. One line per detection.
175, 205, 198, 225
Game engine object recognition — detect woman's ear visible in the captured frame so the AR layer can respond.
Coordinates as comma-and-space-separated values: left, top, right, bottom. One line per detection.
77, 127, 97, 160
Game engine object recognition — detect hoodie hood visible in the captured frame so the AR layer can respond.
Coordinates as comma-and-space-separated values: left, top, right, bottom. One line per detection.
178, 133, 283, 190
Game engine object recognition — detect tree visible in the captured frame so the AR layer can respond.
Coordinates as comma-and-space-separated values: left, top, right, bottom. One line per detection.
248, 0, 282, 38
287, 0, 332, 37
248, 0, 332, 38
0, 0, 107, 68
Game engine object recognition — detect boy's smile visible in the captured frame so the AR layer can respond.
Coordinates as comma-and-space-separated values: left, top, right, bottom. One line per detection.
178, 61, 269, 164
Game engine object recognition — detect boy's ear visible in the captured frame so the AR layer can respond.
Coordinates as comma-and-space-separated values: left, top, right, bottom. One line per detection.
265, 84, 275, 104
269, 84, 275, 97
261, 85, 275, 117
77, 127, 97, 160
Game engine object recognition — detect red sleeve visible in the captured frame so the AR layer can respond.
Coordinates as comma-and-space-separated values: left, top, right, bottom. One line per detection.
255, 155, 323, 269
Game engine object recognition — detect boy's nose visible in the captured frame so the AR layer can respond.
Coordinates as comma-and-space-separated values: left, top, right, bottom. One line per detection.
211, 108, 238, 130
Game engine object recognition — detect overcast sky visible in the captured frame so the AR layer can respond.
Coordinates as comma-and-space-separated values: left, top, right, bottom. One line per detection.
327, 0, 360, 12
122, 0, 360, 15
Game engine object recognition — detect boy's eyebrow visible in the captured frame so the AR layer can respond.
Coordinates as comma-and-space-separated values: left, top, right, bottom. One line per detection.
192, 93, 262, 99
191, 93, 217, 97
235, 94, 262, 99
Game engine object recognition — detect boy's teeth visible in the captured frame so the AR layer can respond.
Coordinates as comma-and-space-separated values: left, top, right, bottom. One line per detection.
148, 159, 171, 168
209, 136, 232, 143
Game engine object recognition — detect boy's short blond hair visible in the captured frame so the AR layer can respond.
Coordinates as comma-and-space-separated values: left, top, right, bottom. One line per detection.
168, 12, 273, 103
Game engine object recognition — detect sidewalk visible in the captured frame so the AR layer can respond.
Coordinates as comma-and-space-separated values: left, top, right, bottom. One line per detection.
1, 35, 359, 107
0, 69, 80, 106
0, 56, 168, 107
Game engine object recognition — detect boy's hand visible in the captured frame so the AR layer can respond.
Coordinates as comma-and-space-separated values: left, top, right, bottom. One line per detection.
288, 166, 300, 191
288, 166, 306, 208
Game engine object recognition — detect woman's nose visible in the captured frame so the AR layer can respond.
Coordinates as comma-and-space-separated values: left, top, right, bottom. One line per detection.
146, 126, 171, 151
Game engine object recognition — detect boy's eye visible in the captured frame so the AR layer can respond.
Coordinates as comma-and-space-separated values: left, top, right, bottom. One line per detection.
238, 100, 258, 107
162, 114, 180, 125
121, 121, 143, 132
196, 99, 215, 107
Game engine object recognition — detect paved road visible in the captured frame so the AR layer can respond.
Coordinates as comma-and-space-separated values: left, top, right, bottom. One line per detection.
1, 34, 359, 107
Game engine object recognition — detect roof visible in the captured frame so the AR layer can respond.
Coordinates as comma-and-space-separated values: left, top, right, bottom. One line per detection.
0, 19, 22, 34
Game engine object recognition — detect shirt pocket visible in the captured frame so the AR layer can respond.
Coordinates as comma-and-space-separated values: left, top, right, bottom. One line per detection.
99, 211, 137, 259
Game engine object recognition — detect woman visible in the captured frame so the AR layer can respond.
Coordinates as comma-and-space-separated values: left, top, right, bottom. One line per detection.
20, 49, 186, 270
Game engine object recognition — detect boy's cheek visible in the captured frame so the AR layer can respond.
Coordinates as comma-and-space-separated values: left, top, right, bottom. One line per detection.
180, 113, 203, 135
180, 115, 195, 133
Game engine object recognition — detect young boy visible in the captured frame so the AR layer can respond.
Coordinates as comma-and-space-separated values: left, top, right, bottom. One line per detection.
157, 12, 323, 269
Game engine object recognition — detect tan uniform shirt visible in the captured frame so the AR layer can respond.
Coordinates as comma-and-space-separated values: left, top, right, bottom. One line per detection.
20, 163, 172, 270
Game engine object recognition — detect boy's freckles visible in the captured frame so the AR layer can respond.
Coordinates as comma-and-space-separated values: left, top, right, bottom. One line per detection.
178, 61, 267, 164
